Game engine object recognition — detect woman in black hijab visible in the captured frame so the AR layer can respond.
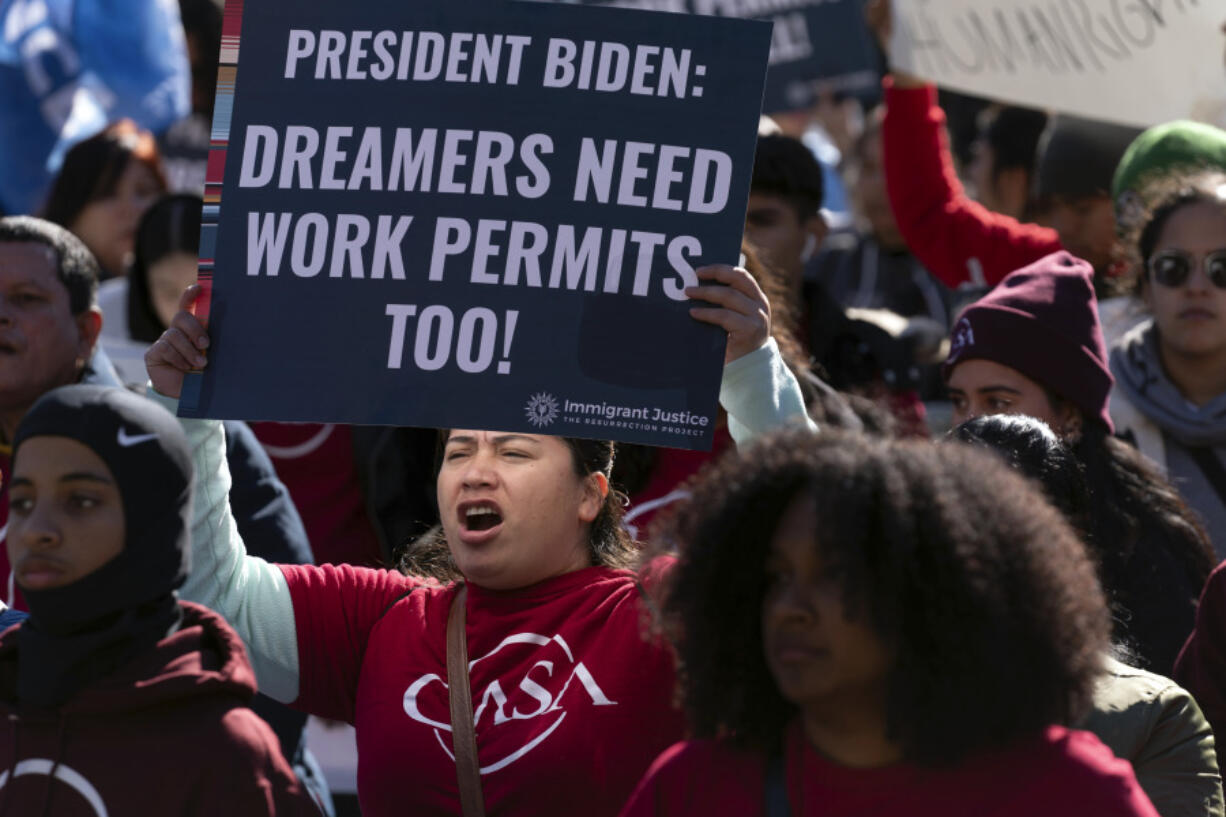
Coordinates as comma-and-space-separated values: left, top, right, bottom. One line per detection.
0, 385, 318, 817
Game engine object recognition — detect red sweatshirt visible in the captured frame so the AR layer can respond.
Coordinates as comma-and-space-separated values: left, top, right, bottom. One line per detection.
624, 426, 732, 538
250, 422, 384, 567
282, 563, 685, 817
882, 79, 1061, 290
619, 721, 1159, 817
0, 602, 316, 817
1175, 560, 1226, 764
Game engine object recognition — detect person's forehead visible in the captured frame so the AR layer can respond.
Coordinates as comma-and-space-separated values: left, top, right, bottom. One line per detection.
446, 430, 550, 444
0, 241, 60, 283
948, 359, 1038, 391
13, 435, 112, 480
745, 193, 791, 211
1155, 200, 1226, 247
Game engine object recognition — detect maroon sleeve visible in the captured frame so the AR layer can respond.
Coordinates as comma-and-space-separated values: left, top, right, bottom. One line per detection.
617, 742, 698, 817
281, 563, 421, 723
1174, 561, 1226, 747
1049, 729, 1162, 817
618, 740, 758, 817
881, 78, 1062, 289
189, 708, 321, 817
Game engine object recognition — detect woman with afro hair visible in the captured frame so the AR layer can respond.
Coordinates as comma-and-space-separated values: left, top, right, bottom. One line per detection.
620, 429, 1159, 817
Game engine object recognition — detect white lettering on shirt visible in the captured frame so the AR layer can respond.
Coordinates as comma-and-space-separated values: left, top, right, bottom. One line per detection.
402, 632, 616, 774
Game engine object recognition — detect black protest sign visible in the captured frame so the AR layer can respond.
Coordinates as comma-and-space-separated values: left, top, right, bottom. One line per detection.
563, 0, 879, 112
180, 0, 772, 450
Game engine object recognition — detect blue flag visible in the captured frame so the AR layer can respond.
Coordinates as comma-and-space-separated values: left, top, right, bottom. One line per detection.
0, 0, 191, 214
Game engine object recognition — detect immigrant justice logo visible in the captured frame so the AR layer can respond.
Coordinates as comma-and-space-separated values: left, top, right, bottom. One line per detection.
524, 392, 559, 427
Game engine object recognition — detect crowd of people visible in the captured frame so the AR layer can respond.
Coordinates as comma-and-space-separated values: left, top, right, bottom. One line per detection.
1, 0, 1225, 814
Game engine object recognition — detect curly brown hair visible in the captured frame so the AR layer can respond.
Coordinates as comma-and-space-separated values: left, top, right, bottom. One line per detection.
655, 429, 1111, 765
1115, 169, 1226, 297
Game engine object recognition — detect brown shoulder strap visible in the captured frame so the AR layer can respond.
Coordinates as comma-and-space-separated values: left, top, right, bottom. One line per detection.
447, 583, 486, 817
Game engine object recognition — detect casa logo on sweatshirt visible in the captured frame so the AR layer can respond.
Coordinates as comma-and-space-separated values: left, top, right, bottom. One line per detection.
402, 632, 616, 774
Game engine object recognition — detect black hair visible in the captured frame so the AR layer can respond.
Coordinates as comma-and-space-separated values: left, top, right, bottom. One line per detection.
399, 433, 637, 581
1072, 426, 1215, 636
41, 120, 167, 238
978, 106, 1048, 179
939, 89, 992, 169
1121, 170, 1226, 297
751, 134, 824, 223
0, 216, 99, 315
979, 371, 1215, 671
657, 429, 1109, 765
849, 104, 883, 164
179, 0, 224, 118
127, 195, 203, 343
1038, 381, 1215, 594
949, 415, 1091, 542
560, 436, 634, 569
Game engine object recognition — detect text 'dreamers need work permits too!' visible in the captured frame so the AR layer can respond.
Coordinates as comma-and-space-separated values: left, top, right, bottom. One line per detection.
179, 0, 772, 450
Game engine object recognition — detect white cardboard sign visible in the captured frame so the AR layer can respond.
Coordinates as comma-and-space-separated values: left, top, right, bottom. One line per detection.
890, 0, 1225, 128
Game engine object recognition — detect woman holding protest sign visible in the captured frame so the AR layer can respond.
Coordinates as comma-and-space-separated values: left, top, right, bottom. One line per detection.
144, 262, 815, 817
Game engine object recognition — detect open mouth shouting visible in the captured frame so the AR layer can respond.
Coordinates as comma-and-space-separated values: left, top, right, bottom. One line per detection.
458, 500, 505, 544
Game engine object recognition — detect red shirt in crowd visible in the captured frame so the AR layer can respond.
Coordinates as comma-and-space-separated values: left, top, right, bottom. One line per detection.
281, 562, 685, 817
881, 79, 1061, 290
619, 721, 1159, 817
0, 602, 316, 816
624, 425, 732, 538
251, 422, 384, 567
1175, 560, 1226, 752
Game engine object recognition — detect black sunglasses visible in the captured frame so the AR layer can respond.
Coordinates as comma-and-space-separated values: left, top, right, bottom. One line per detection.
1147, 249, 1226, 289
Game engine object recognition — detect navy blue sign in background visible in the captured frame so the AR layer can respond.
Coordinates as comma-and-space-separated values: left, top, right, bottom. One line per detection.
178, 0, 772, 450
566, 0, 879, 112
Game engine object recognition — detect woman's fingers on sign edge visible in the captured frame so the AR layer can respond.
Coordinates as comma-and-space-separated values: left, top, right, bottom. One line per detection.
164, 326, 208, 369
175, 285, 210, 349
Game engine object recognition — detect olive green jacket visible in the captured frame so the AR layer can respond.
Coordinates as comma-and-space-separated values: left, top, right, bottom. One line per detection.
1082, 657, 1223, 817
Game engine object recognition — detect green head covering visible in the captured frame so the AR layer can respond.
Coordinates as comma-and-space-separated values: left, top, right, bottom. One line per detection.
1113, 120, 1226, 235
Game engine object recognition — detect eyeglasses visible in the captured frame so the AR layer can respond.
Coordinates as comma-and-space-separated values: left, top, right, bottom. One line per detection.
1147, 249, 1226, 289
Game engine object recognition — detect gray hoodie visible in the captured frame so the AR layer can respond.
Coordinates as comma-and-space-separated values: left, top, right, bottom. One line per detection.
1110, 321, 1226, 559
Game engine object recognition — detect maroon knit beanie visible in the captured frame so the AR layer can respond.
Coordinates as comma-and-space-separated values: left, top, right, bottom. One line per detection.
942, 251, 1114, 432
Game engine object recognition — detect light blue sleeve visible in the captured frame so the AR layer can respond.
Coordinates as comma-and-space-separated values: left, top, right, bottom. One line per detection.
718, 338, 818, 446
149, 391, 301, 703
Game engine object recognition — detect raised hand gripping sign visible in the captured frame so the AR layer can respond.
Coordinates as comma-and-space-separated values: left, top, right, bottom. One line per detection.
181, 0, 772, 450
